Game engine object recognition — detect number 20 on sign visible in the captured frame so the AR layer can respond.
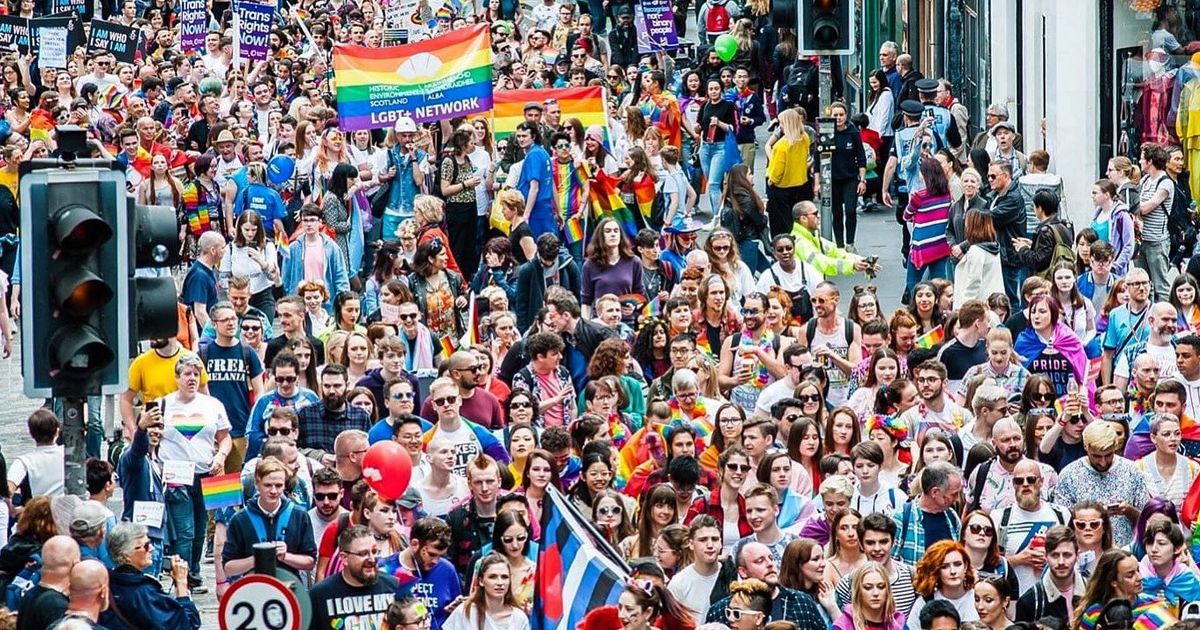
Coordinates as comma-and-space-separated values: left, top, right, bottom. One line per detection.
219, 574, 302, 630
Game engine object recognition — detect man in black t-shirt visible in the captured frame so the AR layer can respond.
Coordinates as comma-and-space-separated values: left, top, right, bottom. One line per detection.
937, 300, 989, 395
17, 536, 79, 630
309, 525, 399, 630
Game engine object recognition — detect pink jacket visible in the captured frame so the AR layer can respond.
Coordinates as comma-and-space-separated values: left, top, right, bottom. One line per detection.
832, 605, 907, 630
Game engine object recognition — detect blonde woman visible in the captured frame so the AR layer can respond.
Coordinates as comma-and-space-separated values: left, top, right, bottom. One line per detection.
832, 561, 905, 630
766, 108, 813, 236
412, 194, 461, 274
498, 188, 536, 264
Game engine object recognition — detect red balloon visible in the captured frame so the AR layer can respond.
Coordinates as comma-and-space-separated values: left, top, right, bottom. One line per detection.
361, 441, 413, 502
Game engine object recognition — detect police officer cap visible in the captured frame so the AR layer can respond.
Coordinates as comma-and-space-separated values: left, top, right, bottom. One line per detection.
915, 78, 940, 94
900, 100, 924, 116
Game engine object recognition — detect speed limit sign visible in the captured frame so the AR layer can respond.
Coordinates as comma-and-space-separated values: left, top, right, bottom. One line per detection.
219, 574, 302, 630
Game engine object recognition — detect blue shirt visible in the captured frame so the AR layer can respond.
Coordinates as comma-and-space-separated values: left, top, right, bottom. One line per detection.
516, 144, 556, 236
200, 341, 264, 437
180, 260, 219, 312
232, 183, 287, 236
367, 415, 432, 445
246, 388, 320, 458
1101, 303, 1150, 352
397, 558, 463, 630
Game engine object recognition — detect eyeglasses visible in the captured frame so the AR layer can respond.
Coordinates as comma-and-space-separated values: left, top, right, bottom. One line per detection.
798, 394, 822, 404
343, 548, 378, 560
400, 614, 431, 627
275, 375, 297, 383
596, 505, 622, 516
391, 391, 415, 400
1074, 520, 1103, 531
967, 523, 994, 536
433, 396, 459, 407
501, 534, 528, 545
267, 427, 293, 436
718, 416, 742, 425
315, 492, 340, 501
725, 463, 752, 473
1100, 398, 1125, 406
1012, 475, 1040, 487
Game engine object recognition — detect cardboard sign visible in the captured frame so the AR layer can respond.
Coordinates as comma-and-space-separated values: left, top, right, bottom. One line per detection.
30, 15, 84, 68
162, 460, 196, 486
132, 501, 165, 528
88, 20, 138, 63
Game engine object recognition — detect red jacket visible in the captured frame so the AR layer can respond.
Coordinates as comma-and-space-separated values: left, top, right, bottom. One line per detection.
685, 491, 751, 539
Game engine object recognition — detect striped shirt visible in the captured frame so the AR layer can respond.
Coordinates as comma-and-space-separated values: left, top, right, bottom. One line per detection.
904, 189, 953, 268
1139, 172, 1172, 242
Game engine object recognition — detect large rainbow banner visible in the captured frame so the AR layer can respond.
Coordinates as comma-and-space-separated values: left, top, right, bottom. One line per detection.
492, 86, 608, 140
333, 24, 493, 131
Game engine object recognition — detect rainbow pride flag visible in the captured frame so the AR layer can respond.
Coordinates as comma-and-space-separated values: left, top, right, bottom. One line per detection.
438, 334, 457, 358
564, 214, 585, 244
333, 24, 493, 131
914, 325, 945, 350
492, 86, 608, 140
641, 295, 661, 320
589, 170, 640, 241
201, 473, 243, 510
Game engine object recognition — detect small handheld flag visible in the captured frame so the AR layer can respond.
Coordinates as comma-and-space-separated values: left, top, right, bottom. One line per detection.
200, 472, 244, 510
914, 325, 945, 350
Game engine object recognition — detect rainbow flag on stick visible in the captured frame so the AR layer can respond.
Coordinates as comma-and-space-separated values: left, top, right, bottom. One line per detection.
589, 170, 640, 241
914, 325, 945, 350
200, 473, 243, 510
492, 86, 608, 140
333, 24, 493, 130
438, 335, 457, 358
564, 214, 585, 244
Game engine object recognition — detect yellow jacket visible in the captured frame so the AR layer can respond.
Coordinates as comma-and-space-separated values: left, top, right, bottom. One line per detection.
767, 135, 811, 188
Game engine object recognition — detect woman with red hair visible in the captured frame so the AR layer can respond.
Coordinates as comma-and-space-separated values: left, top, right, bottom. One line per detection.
906, 539, 979, 629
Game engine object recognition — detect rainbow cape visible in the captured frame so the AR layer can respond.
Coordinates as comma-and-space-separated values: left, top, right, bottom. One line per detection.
589, 170, 640, 241
630, 172, 656, 219
200, 473, 243, 510
333, 24, 493, 130
492, 86, 608, 140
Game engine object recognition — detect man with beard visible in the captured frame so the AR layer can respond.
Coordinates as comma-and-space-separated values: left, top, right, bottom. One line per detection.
835, 512, 918, 617
1015, 525, 1085, 622
803, 282, 863, 406
1126, 380, 1189, 459
264, 296, 325, 368
1102, 268, 1152, 384
718, 293, 785, 410
393, 517, 462, 630
704, 542, 824, 626
994, 459, 1070, 595
899, 360, 974, 452
309, 525, 397, 630
246, 353, 319, 459
296, 364, 371, 466
1115, 301, 1178, 390
967, 418, 1058, 514
419, 352, 503, 430
308, 467, 347, 543
120, 335, 210, 440
1053, 421, 1150, 547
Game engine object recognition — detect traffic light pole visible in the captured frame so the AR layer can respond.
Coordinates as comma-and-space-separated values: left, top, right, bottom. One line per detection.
61, 397, 87, 497
818, 55, 834, 241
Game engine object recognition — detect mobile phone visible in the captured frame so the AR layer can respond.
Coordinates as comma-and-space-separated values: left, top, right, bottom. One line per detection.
145, 400, 158, 413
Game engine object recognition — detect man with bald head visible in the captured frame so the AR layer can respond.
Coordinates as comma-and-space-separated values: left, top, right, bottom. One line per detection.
419, 351, 503, 430
997, 460, 1071, 596
967, 417, 1058, 514
48, 560, 109, 629
1115, 301, 1178, 390
705, 541, 825, 626
18, 536, 80, 630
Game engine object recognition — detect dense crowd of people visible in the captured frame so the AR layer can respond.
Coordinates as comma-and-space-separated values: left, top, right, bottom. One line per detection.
2, 0, 1200, 629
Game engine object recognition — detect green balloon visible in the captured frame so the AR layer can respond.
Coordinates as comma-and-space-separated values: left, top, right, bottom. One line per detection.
714, 34, 738, 62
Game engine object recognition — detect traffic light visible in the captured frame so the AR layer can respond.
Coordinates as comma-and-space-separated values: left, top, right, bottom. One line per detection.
797, 0, 854, 55
20, 166, 129, 397
129, 202, 182, 342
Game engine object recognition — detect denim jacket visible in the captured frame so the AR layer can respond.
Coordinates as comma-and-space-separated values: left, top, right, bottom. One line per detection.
385, 146, 427, 217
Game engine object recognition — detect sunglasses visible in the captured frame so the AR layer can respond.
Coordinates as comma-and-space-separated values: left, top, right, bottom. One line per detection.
433, 396, 459, 407
275, 375, 297, 383
501, 534, 528, 545
267, 427, 293, 436
798, 394, 822, 404
1032, 392, 1055, 401
967, 523, 995, 536
510, 401, 534, 409
1074, 520, 1103, 531
1012, 475, 1039, 486
596, 505, 622, 516
391, 391, 415, 400
740, 308, 761, 316
314, 492, 340, 501
554, 142, 571, 149
727, 609, 762, 621
241, 325, 262, 333
725, 463, 752, 473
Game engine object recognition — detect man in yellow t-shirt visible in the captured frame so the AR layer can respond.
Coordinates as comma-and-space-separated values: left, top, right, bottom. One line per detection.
120, 336, 208, 439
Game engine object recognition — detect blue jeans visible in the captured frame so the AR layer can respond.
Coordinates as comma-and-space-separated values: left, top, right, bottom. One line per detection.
165, 481, 206, 582
699, 141, 727, 216
905, 257, 951, 298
